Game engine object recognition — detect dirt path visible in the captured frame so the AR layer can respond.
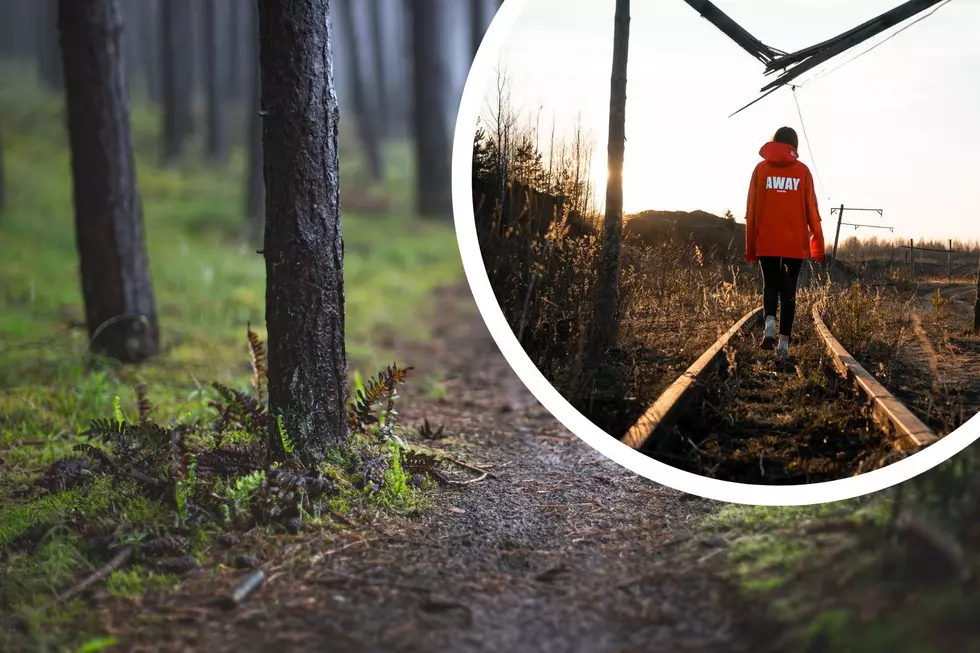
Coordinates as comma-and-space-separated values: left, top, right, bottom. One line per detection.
89, 291, 768, 653
911, 283, 980, 429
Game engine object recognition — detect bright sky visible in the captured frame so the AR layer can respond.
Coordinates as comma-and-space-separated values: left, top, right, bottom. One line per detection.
487, 0, 980, 242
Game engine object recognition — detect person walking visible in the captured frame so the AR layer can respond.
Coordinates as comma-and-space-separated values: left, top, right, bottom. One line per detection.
744, 126, 826, 359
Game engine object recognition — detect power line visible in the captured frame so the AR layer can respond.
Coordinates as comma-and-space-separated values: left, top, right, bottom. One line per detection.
800, 0, 954, 87
790, 85, 829, 201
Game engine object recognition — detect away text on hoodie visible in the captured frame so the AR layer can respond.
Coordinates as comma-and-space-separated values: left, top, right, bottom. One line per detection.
745, 141, 826, 263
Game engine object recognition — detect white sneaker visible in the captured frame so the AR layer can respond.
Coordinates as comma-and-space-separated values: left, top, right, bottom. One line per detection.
775, 338, 790, 359
760, 316, 777, 350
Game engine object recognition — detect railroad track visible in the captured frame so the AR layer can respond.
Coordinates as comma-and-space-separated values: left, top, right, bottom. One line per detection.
621, 304, 939, 484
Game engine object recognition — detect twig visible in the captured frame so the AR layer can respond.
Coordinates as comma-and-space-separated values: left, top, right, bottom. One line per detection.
440, 456, 492, 484
58, 544, 134, 603
306, 537, 378, 567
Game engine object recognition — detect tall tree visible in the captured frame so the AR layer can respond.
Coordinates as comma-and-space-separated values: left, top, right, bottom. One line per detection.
137, 0, 162, 103
407, 0, 452, 218
469, 0, 485, 60
37, 0, 63, 91
592, 0, 630, 357
258, 0, 348, 460
244, 0, 264, 242
160, 0, 194, 164
203, 0, 228, 163
337, 0, 383, 181
368, 0, 388, 139
58, 0, 160, 363
227, 0, 242, 103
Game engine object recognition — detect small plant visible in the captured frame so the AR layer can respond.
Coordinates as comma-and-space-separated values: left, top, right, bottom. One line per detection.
930, 288, 950, 322
174, 453, 197, 525
276, 414, 295, 454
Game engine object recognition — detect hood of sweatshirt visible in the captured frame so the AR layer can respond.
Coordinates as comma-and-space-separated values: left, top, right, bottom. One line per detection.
759, 141, 800, 167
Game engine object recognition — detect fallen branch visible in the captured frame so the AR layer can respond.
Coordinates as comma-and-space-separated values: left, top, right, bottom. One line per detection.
58, 544, 134, 603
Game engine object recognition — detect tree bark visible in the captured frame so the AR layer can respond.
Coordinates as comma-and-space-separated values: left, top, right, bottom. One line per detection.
592, 0, 630, 357
245, 0, 264, 242
204, 0, 228, 164
258, 0, 348, 460
59, 0, 160, 363
160, 0, 194, 164
407, 0, 452, 218
337, 0, 383, 182
368, 0, 388, 139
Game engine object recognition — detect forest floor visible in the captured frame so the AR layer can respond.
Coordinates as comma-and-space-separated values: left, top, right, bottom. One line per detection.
65, 287, 980, 653
4, 77, 980, 652
77, 286, 770, 653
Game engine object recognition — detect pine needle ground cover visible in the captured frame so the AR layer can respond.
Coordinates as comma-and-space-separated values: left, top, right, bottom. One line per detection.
0, 77, 464, 650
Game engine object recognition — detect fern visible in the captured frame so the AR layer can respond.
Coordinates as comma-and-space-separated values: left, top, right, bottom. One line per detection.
112, 396, 124, 428
211, 381, 267, 431
347, 364, 412, 436
276, 414, 295, 454
136, 384, 153, 422
247, 323, 267, 403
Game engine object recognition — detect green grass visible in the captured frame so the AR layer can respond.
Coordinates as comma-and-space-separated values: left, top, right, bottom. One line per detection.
701, 496, 980, 652
0, 72, 462, 651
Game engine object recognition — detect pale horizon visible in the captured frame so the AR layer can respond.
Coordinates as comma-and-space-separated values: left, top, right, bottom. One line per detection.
484, 0, 980, 243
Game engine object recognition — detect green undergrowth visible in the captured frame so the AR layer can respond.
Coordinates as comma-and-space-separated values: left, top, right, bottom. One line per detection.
0, 72, 463, 651
704, 474, 980, 652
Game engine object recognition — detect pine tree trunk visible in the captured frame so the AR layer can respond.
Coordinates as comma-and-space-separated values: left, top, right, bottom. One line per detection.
592, 0, 630, 357
408, 0, 452, 218
139, 0, 161, 103
258, 0, 348, 460
204, 0, 228, 164
227, 0, 242, 103
470, 0, 484, 60
244, 0, 264, 242
37, 0, 63, 91
160, 0, 194, 164
337, 0, 383, 181
368, 0, 387, 139
59, 0, 160, 363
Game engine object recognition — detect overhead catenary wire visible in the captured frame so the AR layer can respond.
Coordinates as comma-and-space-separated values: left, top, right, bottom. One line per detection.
798, 0, 954, 88
790, 85, 830, 202
728, 0, 954, 117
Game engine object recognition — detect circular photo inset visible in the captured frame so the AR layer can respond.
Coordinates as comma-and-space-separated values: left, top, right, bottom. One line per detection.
452, 0, 980, 504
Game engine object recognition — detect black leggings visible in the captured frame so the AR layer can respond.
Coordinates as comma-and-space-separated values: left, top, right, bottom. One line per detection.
759, 257, 804, 337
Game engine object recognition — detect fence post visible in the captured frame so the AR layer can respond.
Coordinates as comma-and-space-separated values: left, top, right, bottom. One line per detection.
909, 238, 914, 282
947, 239, 952, 284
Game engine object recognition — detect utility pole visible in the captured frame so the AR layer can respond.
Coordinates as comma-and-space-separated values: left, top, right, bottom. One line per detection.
829, 205, 887, 278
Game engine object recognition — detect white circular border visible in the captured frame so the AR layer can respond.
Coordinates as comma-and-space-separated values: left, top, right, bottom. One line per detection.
450, 0, 980, 506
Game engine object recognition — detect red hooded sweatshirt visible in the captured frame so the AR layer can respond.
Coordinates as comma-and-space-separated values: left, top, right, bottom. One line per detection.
745, 141, 825, 263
